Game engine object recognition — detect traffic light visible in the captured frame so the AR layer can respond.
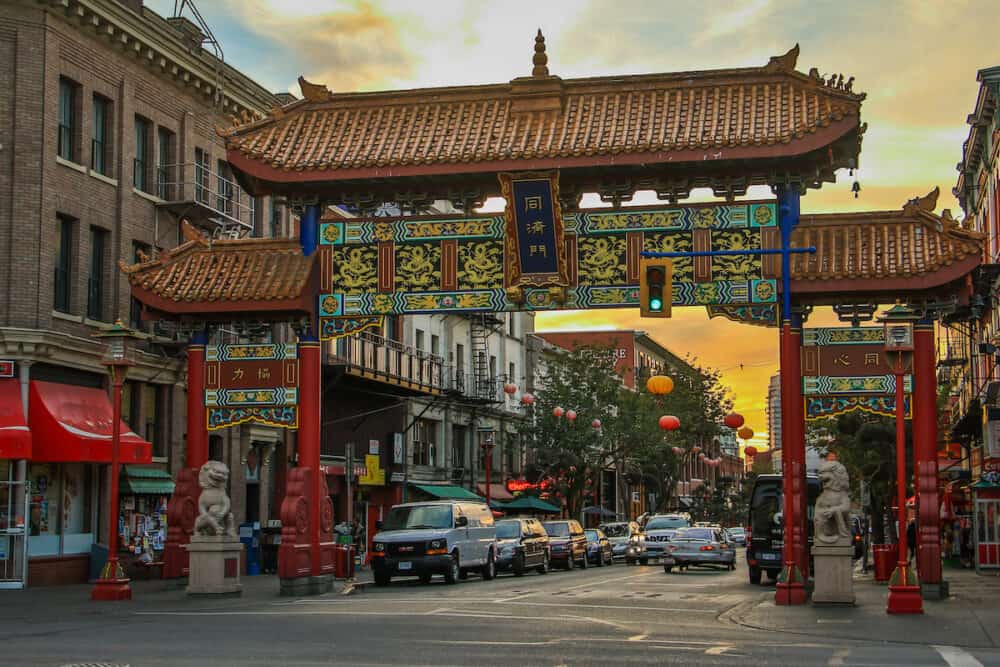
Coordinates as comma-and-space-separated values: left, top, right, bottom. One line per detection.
639, 259, 672, 318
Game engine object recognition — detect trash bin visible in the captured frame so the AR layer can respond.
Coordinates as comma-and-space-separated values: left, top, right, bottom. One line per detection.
239, 522, 261, 576
873, 543, 898, 582
334, 545, 355, 579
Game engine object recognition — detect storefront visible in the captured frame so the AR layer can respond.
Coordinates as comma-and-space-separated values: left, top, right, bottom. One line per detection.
119, 466, 174, 561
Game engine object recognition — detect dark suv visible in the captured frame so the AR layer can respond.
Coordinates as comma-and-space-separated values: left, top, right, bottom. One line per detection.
542, 519, 588, 570
496, 518, 550, 575
746, 473, 820, 584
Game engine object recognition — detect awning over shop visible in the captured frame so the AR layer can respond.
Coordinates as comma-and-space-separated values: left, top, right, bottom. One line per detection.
500, 496, 561, 513
28, 381, 152, 464
0, 379, 31, 459
121, 466, 175, 495
476, 483, 514, 503
408, 482, 481, 500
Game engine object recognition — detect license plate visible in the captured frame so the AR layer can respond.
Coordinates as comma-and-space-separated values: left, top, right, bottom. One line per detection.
398, 561, 412, 570
760, 553, 780, 561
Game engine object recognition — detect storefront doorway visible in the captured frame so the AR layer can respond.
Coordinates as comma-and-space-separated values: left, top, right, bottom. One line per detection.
0, 476, 29, 589
975, 495, 1000, 571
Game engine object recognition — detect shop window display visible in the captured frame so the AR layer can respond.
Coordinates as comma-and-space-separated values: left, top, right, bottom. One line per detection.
28, 463, 59, 556
120, 494, 168, 557
27, 463, 95, 557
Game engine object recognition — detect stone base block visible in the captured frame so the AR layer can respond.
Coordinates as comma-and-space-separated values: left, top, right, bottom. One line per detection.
279, 573, 333, 597
811, 545, 855, 606
185, 536, 243, 597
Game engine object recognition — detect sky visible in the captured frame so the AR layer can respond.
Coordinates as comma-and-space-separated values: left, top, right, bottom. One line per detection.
147, 0, 1000, 448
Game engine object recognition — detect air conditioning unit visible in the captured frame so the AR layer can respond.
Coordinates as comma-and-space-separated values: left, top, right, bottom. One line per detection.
451, 467, 465, 482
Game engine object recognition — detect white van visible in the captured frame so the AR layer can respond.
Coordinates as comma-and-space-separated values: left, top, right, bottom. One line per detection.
370, 500, 497, 586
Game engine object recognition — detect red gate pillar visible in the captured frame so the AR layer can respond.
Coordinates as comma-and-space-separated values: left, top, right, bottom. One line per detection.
163, 332, 209, 581
277, 336, 335, 595
775, 313, 808, 605
914, 320, 945, 597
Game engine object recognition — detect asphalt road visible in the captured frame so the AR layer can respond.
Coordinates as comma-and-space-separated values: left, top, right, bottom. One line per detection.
4, 554, 1000, 666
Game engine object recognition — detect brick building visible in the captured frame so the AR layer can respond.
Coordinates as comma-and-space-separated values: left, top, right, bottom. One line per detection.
0, 0, 289, 586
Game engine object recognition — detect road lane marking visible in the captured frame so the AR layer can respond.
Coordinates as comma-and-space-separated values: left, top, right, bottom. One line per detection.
827, 647, 850, 665
494, 571, 658, 602
933, 645, 985, 667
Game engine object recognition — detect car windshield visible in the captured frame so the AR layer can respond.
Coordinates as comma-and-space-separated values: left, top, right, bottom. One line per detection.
675, 528, 714, 541
584, 530, 599, 541
543, 522, 570, 537
729, 528, 745, 535
495, 521, 520, 539
381, 505, 452, 531
600, 523, 629, 537
646, 517, 689, 530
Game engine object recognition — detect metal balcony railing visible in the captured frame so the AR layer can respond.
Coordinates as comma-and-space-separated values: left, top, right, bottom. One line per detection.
155, 163, 254, 232
327, 332, 444, 393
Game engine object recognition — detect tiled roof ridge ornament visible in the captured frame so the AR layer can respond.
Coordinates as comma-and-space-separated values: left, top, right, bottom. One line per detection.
532, 28, 549, 77
764, 43, 799, 74
298, 75, 332, 103
903, 187, 940, 216
181, 219, 209, 245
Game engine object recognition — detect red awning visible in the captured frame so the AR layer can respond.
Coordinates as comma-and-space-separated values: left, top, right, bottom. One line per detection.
476, 483, 514, 502
28, 381, 151, 464
0, 379, 31, 459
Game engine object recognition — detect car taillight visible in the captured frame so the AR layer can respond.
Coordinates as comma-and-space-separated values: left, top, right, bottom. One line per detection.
700, 545, 715, 551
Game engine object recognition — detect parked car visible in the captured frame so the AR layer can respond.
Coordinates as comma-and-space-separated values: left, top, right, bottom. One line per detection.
726, 527, 747, 547
599, 521, 644, 563
664, 527, 736, 572
495, 518, 550, 575
542, 520, 588, 569
584, 528, 614, 566
850, 515, 866, 561
746, 473, 821, 585
371, 501, 498, 586
642, 514, 691, 564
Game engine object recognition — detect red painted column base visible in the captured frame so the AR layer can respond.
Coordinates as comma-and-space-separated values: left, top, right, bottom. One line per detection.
162, 468, 199, 580
91, 559, 131, 601
277, 467, 336, 594
775, 563, 807, 605
887, 564, 923, 614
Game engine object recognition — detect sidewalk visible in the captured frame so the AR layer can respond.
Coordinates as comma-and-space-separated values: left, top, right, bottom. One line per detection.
0, 570, 373, 624
728, 564, 1000, 649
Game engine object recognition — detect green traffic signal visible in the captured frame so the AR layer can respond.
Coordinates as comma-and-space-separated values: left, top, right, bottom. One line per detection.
649, 296, 663, 311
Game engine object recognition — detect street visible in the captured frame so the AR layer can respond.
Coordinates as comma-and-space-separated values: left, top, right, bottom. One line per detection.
4, 555, 1000, 666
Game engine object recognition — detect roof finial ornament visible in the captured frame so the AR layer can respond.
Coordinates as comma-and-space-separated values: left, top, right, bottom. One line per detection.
532, 28, 549, 77
764, 43, 799, 73
903, 187, 941, 215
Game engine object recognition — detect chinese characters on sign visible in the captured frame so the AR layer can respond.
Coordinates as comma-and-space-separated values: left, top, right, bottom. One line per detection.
204, 343, 299, 430
500, 172, 569, 292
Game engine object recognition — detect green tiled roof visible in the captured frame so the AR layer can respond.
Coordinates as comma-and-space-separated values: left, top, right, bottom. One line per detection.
122, 466, 175, 495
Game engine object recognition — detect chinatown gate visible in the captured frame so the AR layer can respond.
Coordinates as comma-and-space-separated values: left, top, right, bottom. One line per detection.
122, 37, 982, 603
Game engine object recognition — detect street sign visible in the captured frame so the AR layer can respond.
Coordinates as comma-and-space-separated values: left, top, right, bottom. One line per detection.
205, 343, 299, 430
392, 433, 404, 465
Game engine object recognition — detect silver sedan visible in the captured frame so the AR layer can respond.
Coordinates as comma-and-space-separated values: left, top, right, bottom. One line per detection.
663, 527, 736, 572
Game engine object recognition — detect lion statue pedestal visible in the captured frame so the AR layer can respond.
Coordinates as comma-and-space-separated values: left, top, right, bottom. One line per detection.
811, 457, 855, 605
185, 461, 243, 597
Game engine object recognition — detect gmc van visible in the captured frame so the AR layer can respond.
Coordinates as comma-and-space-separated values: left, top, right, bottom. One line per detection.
746, 473, 820, 584
371, 501, 497, 586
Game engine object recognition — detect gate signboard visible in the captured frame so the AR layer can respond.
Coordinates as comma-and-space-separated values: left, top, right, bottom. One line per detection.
802, 327, 911, 421
205, 343, 299, 430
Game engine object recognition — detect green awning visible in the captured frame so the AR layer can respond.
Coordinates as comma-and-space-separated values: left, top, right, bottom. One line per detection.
408, 482, 481, 500
121, 465, 175, 495
500, 496, 561, 513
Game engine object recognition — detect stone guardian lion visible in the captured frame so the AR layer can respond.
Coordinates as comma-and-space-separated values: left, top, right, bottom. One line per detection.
814, 458, 852, 546
194, 461, 236, 537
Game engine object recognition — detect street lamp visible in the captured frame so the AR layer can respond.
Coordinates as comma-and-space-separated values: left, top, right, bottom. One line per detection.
880, 303, 923, 615
481, 431, 496, 507
91, 320, 139, 602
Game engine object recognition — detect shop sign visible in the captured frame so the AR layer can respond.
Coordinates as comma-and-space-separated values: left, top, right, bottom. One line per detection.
0, 360, 13, 378
369, 439, 380, 455
392, 433, 404, 465
390, 472, 405, 483
205, 343, 299, 430
358, 454, 385, 486
984, 407, 1000, 460
505, 478, 553, 493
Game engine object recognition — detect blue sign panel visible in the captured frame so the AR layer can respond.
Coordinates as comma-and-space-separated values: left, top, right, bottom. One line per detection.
499, 171, 569, 291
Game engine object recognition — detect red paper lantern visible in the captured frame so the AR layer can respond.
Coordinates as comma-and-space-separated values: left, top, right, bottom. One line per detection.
745, 445, 758, 457
724, 412, 745, 429
569, 465, 577, 473
691, 445, 701, 454
658, 415, 680, 431
671, 446, 683, 455
698, 453, 706, 461
591, 418, 602, 429
566, 409, 577, 421
737, 426, 754, 441
520, 393, 535, 405
553, 406, 564, 418
503, 382, 518, 395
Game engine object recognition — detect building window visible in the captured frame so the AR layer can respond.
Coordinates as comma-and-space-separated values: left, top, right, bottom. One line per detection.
91, 95, 111, 175
489, 355, 497, 382
54, 215, 74, 313
133, 116, 151, 192
451, 425, 466, 468
508, 313, 516, 337
144, 384, 164, 459
431, 334, 440, 358
130, 242, 151, 330
58, 77, 79, 162
508, 362, 516, 384
415, 329, 425, 353
504, 436, 518, 474
412, 419, 437, 467
250, 196, 260, 236
87, 227, 108, 321
216, 159, 233, 215
157, 127, 174, 199
195, 148, 209, 204
269, 199, 282, 238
